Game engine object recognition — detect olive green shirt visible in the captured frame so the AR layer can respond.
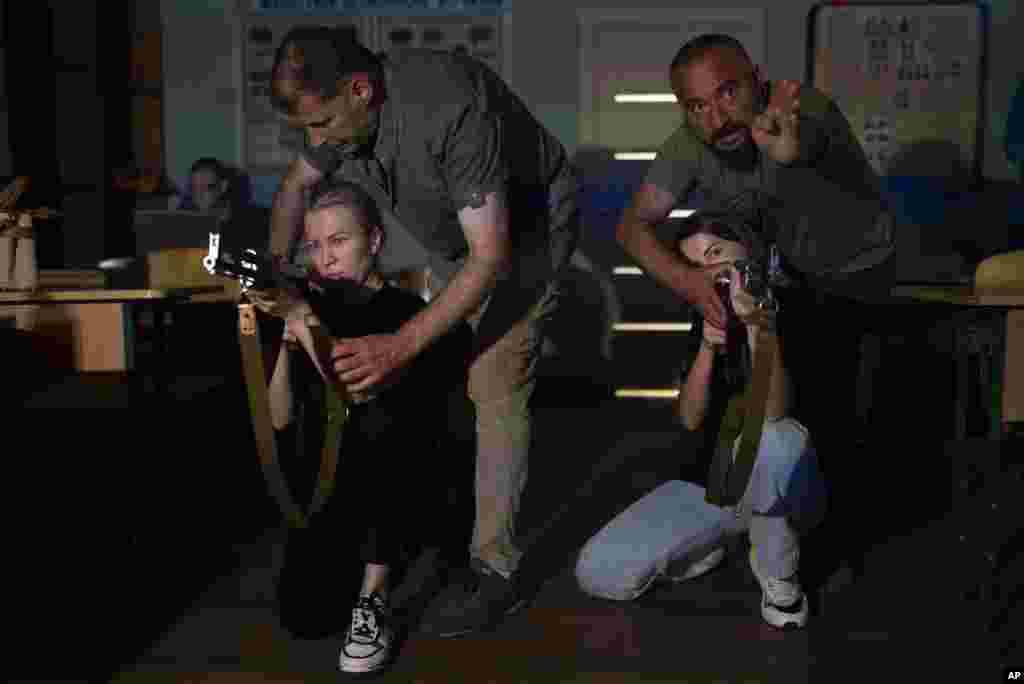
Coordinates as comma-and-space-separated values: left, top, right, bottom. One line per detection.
301, 49, 579, 288
646, 83, 894, 275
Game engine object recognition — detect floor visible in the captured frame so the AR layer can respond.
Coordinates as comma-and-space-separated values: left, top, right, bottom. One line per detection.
11, 368, 1009, 683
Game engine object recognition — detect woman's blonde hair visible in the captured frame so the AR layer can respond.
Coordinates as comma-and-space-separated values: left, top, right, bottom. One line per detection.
308, 180, 383, 233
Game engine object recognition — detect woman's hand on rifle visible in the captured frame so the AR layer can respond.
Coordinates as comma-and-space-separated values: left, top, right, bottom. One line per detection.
281, 308, 349, 389
282, 312, 375, 405
246, 284, 309, 321
702, 317, 728, 352
727, 265, 776, 331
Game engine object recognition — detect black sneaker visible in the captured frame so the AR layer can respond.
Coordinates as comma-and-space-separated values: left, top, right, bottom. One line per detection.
420, 559, 527, 638
338, 593, 393, 674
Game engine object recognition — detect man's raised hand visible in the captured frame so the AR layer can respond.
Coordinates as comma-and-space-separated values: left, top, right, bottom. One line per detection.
751, 79, 801, 165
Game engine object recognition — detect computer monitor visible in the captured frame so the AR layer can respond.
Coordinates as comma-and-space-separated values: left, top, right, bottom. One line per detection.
132, 210, 223, 256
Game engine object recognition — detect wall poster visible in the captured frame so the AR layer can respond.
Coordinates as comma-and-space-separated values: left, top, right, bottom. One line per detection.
242, 1, 507, 175
809, 2, 986, 180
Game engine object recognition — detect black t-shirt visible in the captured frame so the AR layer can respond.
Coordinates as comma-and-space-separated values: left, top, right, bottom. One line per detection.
277, 283, 472, 521
304, 283, 472, 439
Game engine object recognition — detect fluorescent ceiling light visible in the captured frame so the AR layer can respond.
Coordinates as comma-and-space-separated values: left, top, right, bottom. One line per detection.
613, 322, 693, 332
670, 209, 695, 218
614, 152, 657, 161
614, 93, 678, 103
615, 388, 680, 399
613, 266, 643, 276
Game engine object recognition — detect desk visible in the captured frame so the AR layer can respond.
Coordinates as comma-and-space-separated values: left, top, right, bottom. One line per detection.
890, 285, 1024, 430
889, 285, 1022, 663
1, 286, 224, 376
0, 286, 223, 304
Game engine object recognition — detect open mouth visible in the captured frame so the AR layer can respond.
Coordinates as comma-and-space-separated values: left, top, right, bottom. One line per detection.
716, 129, 747, 148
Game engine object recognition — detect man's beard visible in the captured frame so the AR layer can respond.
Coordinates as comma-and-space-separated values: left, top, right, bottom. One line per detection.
713, 124, 748, 149
710, 127, 757, 170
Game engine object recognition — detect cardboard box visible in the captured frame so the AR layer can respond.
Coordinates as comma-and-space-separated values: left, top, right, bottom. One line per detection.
146, 247, 222, 289
31, 302, 130, 372
146, 247, 239, 302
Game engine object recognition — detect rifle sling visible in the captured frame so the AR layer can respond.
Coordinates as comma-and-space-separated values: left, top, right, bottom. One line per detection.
237, 303, 347, 529
705, 325, 778, 507
305, 323, 348, 519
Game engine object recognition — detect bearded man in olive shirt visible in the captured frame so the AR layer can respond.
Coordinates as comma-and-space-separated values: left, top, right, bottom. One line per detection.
618, 33, 959, 587
619, 33, 891, 588
616, 33, 902, 329
264, 26, 579, 637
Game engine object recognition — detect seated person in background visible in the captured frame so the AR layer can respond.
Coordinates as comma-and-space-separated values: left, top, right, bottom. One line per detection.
574, 210, 827, 629
170, 157, 239, 222
261, 180, 473, 674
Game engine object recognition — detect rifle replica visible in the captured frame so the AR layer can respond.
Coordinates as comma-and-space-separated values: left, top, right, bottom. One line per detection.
201, 230, 346, 388
705, 245, 793, 507
201, 230, 347, 529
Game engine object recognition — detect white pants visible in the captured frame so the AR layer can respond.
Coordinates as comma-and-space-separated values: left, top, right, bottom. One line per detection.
575, 418, 827, 600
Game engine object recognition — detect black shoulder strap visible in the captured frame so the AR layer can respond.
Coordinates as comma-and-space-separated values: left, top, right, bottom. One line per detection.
705, 325, 778, 506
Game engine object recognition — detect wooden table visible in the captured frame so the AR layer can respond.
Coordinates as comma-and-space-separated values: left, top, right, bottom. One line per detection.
890, 285, 1024, 430
0, 286, 223, 304
1, 286, 224, 374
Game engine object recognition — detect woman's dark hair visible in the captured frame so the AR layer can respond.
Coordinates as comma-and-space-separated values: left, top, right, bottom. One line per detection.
270, 25, 382, 115
673, 208, 763, 393
189, 157, 230, 181
672, 208, 768, 273
182, 157, 243, 215
671, 213, 747, 268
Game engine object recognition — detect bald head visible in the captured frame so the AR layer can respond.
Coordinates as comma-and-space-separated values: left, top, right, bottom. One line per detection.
669, 33, 753, 75
668, 34, 762, 152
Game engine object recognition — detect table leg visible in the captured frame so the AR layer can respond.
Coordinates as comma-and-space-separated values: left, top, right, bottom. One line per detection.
125, 303, 150, 394
128, 302, 163, 395
980, 349, 997, 441
855, 332, 881, 432
954, 324, 969, 441
150, 302, 172, 395
1002, 309, 1023, 430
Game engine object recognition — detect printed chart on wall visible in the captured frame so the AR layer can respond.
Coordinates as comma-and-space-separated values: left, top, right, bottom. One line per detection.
376, 15, 501, 74
809, 2, 986, 179
241, 2, 507, 176
242, 16, 377, 174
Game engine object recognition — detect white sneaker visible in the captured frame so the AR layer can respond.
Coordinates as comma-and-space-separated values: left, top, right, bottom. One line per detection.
750, 546, 808, 629
338, 593, 392, 674
665, 547, 726, 583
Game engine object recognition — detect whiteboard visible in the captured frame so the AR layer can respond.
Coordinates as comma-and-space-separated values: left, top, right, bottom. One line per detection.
808, 2, 986, 181
376, 15, 502, 74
